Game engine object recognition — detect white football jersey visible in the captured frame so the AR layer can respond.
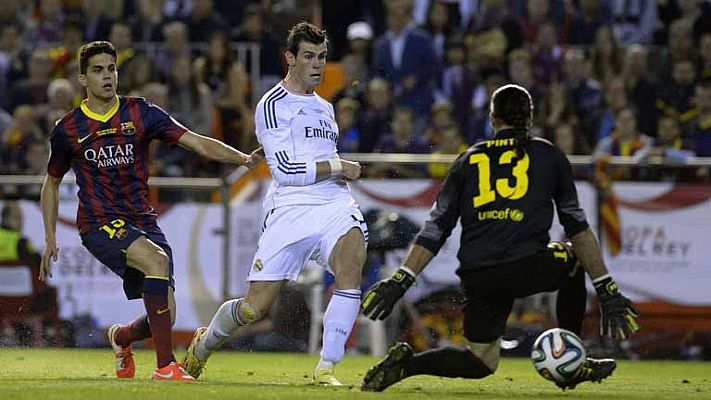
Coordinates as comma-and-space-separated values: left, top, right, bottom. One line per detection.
255, 82, 352, 209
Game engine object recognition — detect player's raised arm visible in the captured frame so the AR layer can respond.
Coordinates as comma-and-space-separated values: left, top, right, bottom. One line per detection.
39, 174, 62, 281
177, 131, 262, 167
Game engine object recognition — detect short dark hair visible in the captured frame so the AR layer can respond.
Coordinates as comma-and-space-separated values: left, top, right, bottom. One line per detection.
286, 22, 328, 56
490, 84, 533, 128
78, 41, 117, 74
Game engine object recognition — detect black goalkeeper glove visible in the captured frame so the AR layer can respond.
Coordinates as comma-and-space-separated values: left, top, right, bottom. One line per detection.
361, 267, 416, 321
594, 275, 641, 340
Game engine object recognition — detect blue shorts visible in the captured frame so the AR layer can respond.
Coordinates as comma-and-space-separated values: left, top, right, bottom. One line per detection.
81, 219, 175, 300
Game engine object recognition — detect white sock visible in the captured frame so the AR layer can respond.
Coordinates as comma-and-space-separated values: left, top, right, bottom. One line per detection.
195, 298, 244, 360
319, 289, 361, 366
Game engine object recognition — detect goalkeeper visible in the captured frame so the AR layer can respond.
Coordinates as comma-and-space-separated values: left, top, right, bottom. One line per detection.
361, 84, 640, 392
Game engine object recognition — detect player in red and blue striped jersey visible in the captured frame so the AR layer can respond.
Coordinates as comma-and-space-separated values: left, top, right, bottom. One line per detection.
39, 41, 261, 381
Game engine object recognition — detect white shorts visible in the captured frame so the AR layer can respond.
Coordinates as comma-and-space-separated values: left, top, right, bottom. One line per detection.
247, 199, 368, 281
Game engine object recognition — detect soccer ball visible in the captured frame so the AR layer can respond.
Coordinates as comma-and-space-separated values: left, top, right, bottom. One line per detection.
531, 328, 587, 383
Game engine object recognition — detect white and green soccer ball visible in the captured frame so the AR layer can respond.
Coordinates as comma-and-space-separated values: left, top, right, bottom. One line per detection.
531, 328, 587, 383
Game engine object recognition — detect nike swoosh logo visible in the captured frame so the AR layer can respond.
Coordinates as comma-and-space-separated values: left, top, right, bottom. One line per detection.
77, 134, 92, 143
154, 370, 174, 379
157, 308, 171, 315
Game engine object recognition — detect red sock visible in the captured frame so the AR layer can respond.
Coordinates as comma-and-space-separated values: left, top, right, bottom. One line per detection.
115, 315, 151, 347
142, 278, 175, 368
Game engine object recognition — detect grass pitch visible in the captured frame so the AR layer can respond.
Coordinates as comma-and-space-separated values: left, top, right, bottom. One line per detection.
0, 348, 709, 400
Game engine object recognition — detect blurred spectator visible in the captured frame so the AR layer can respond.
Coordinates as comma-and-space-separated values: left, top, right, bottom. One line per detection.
359, 77, 394, 152
25, 0, 66, 44
79, 0, 114, 41
685, 79, 711, 157
46, 78, 76, 115
1, 105, 43, 175
611, 0, 657, 45
589, 26, 623, 83
427, 124, 466, 179
154, 21, 191, 80
663, 18, 697, 76
128, 0, 165, 42
594, 105, 653, 163
465, 24, 508, 72
701, 32, 711, 80
194, 30, 234, 96
167, 57, 213, 136
530, 22, 563, 86
425, 100, 456, 146
0, 23, 30, 110
109, 22, 137, 87
214, 61, 256, 151
650, 115, 694, 162
120, 55, 155, 95
335, 98, 361, 153
372, 106, 430, 178
655, 59, 698, 125
566, 0, 612, 45
372, 0, 437, 120
563, 47, 602, 143
321, 0, 369, 62
469, 69, 504, 143
343, 21, 374, 68
597, 75, 630, 143
8, 50, 52, 112
182, 0, 228, 43
537, 81, 585, 149
521, 0, 550, 44
466, 0, 523, 52
232, 4, 283, 87
440, 38, 476, 133
48, 16, 85, 79
331, 54, 369, 110
422, 0, 457, 63
622, 44, 658, 136
553, 122, 587, 156
141, 82, 169, 108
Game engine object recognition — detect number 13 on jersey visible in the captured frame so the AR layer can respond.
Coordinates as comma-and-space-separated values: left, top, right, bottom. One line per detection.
469, 150, 530, 208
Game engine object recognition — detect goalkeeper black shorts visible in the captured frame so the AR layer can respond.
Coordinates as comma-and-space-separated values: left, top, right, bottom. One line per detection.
458, 242, 579, 343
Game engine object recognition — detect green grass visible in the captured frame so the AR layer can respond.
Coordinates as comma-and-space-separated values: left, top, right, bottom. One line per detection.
0, 349, 709, 399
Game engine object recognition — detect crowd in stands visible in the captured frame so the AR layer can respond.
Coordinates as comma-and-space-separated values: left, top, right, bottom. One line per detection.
1, 0, 710, 190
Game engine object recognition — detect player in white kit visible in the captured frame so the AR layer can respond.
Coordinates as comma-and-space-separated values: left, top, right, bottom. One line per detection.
182, 22, 367, 385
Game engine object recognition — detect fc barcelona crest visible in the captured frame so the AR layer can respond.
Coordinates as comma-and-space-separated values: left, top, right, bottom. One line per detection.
121, 121, 136, 135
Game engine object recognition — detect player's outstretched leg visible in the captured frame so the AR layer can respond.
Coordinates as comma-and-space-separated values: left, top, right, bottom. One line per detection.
182, 326, 208, 378
361, 342, 414, 392
182, 298, 247, 378
556, 358, 617, 390
313, 289, 361, 386
362, 342, 494, 391
108, 323, 136, 378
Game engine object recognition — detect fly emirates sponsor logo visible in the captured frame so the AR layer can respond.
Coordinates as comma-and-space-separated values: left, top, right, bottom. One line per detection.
84, 143, 135, 168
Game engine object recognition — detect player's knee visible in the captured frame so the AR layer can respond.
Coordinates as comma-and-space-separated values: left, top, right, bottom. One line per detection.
237, 300, 265, 325
151, 249, 170, 277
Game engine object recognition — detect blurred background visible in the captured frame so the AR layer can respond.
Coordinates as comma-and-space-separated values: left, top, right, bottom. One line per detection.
0, 0, 710, 361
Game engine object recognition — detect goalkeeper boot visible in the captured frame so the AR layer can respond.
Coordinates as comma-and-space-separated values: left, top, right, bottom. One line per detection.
556, 357, 616, 390
108, 323, 135, 379
312, 365, 343, 386
151, 362, 196, 381
361, 342, 414, 392
181, 327, 208, 379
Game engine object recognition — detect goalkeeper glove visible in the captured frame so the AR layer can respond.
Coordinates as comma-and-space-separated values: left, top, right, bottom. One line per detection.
594, 275, 641, 340
362, 267, 416, 321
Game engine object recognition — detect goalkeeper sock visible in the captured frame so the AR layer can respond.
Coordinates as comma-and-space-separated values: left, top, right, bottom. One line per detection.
114, 315, 151, 347
142, 277, 175, 368
319, 289, 361, 364
404, 346, 493, 378
196, 298, 245, 360
556, 264, 586, 335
